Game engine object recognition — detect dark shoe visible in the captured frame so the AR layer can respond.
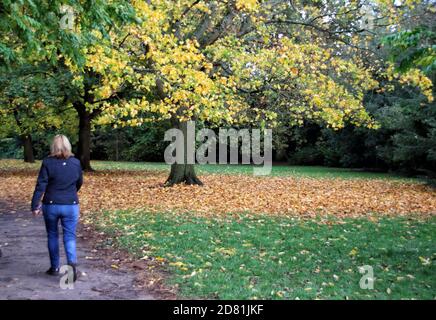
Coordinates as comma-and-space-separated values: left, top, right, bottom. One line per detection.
46, 267, 60, 276
67, 263, 78, 282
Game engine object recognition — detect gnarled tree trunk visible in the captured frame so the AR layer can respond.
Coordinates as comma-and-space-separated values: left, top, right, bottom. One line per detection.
165, 120, 203, 186
166, 163, 203, 186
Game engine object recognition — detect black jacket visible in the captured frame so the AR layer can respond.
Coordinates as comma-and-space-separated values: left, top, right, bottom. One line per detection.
31, 156, 83, 211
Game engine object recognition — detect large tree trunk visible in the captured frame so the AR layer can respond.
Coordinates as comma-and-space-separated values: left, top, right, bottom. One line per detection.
166, 163, 203, 186
75, 103, 93, 171
165, 121, 203, 186
22, 134, 35, 163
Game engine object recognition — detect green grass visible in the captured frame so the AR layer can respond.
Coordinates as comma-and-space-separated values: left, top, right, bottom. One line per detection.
90, 160, 169, 172
96, 211, 436, 300
0, 158, 422, 181
91, 160, 416, 181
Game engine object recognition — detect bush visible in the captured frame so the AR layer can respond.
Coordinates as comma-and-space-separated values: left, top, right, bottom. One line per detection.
91, 121, 171, 162
0, 138, 22, 159
288, 145, 323, 165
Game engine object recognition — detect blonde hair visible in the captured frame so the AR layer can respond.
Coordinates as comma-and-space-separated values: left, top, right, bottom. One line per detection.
50, 134, 73, 159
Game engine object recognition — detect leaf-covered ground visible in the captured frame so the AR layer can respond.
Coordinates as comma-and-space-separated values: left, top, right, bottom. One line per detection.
0, 159, 435, 299
0, 160, 434, 217
95, 211, 436, 299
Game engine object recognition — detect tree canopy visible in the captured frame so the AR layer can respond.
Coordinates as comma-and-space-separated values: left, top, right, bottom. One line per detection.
0, 0, 434, 182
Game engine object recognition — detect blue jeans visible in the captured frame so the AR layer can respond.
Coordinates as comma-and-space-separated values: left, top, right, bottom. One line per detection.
42, 204, 79, 269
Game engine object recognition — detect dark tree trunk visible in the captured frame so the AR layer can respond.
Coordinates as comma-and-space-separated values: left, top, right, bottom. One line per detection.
166, 163, 203, 186
165, 120, 203, 186
22, 134, 35, 163
75, 103, 93, 171
12, 107, 35, 163
77, 112, 92, 171
115, 130, 119, 161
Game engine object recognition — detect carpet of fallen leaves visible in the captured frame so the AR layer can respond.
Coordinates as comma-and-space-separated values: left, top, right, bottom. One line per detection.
0, 168, 435, 217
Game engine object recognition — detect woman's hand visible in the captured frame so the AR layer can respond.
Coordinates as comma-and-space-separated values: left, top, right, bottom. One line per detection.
32, 209, 42, 217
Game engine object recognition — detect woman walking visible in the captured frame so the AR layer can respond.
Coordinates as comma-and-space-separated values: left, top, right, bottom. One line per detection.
31, 135, 83, 281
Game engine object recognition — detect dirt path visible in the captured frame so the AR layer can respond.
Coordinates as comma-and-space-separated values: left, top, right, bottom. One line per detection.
0, 209, 155, 300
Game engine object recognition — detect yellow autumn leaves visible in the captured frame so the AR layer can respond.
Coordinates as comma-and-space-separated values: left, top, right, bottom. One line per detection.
67, 0, 433, 131
398, 68, 434, 102
209, 36, 379, 129
236, 0, 259, 12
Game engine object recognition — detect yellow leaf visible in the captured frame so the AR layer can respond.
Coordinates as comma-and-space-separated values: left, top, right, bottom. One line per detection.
349, 248, 358, 257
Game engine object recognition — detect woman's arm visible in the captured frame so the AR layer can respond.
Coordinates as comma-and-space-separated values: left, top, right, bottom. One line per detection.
31, 160, 49, 211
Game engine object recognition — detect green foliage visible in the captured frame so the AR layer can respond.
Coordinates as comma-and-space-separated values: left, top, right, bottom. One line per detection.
0, 0, 136, 66
0, 137, 22, 159
0, 0, 434, 174
283, 80, 436, 174
91, 122, 171, 162
0, 63, 76, 137
383, 27, 436, 74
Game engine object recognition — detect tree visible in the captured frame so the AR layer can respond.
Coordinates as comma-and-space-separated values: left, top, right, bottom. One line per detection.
0, 63, 75, 162
383, 27, 436, 74
0, 0, 136, 169
2, 0, 433, 180
99, 0, 408, 185
381, 0, 435, 75
0, 0, 135, 66
278, 0, 436, 174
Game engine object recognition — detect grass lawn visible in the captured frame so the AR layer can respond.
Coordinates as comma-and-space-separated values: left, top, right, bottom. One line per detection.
91, 161, 419, 181
0, 158, 422, 181
95, 210, 436, 300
